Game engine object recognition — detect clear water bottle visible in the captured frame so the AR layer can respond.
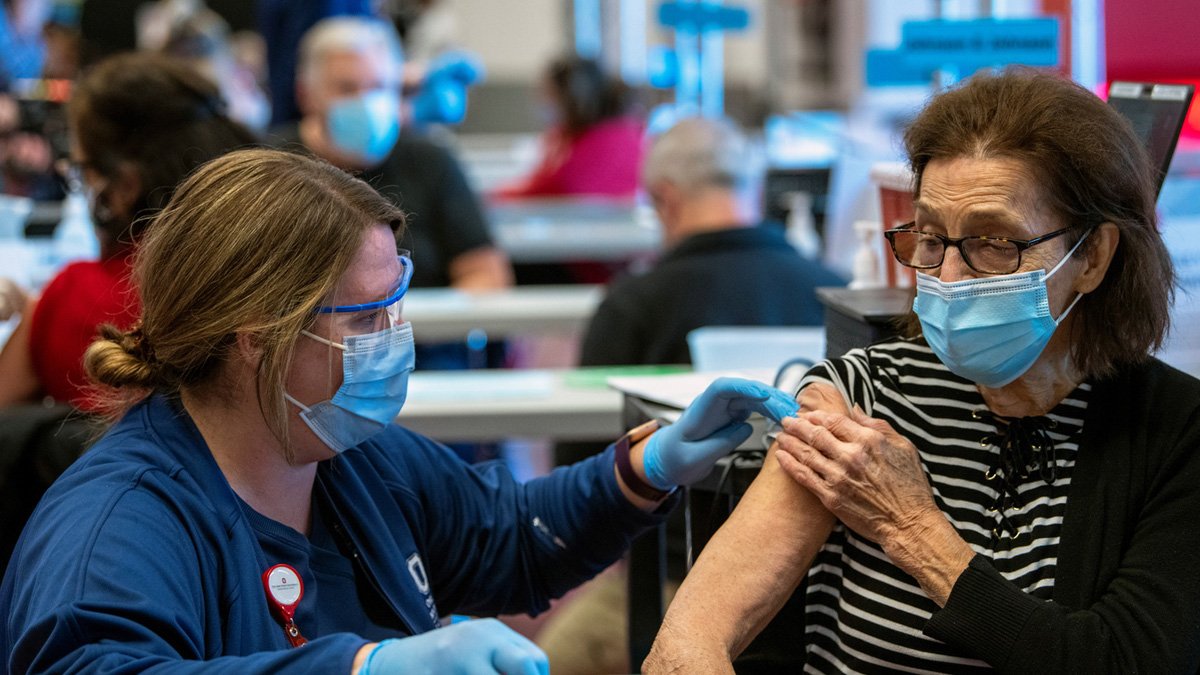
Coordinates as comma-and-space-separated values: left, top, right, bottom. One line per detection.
53, 191, 100, 266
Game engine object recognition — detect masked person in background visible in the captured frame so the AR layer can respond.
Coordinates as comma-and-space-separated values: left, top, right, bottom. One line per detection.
0, 148, 802, 673
269, 15, 511, 292
646, 68, 1200, 673
0, 53, 256, 410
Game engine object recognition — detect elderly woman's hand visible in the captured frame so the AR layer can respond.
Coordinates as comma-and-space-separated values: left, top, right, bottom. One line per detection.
774, 407, 954, 571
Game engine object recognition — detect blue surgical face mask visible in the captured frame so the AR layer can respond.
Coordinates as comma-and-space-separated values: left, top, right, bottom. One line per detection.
913, 229, 1092, 388
326, 89, 401, 165
286, 321, 416, 453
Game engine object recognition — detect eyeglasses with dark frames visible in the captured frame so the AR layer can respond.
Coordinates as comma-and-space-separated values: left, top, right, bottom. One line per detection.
883, 223, 1082, 275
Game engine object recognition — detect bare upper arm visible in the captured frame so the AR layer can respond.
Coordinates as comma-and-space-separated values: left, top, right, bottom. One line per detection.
648, 420, 837, 667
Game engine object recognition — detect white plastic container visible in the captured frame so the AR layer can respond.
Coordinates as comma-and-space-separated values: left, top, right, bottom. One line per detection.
0, 195, 34, 240
687, 325, 826, 374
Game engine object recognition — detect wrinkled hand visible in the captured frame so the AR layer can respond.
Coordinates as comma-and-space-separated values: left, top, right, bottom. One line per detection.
360, 618, 548, 675
643, 377, 799, 489
774, 406, 940, 546
0, 277, 28, 321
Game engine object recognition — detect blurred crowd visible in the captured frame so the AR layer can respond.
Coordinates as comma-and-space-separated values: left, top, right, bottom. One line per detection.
0, 0, 485, 201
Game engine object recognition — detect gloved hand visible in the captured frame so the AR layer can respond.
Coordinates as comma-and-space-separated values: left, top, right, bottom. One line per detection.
425, 50, 486, 87
359, 618, 548, 675
412, 51, 485, 125
642, 377, 799, 490
0, 277, 27, 321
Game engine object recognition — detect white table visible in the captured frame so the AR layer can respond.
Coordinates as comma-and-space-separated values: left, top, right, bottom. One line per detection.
453, 132, 541, 193
487, 199, 662, 263
397, 368, 626, 441
402, 284, 604, 342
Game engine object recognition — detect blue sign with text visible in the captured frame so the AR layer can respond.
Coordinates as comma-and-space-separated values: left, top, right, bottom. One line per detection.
867, 17, 1060, 87
659, 1, 750, 31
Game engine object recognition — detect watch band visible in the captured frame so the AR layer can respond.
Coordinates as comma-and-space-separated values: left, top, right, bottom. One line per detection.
615, 420, 669, 501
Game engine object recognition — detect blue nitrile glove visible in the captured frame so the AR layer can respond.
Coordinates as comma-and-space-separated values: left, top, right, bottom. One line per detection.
359, 618, 548, 675
642, 377, 799, 490
412, 51, 486, 125
426, 50, 486, 87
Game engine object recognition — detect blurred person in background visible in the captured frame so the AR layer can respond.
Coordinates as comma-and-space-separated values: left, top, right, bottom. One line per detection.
139, 0, 272, 133
0, 53, 256, 411
272, 15, 511, 292
492, 54, 644, 201
577, 117, 844, 369
255, 0, 372, 126
493, 54, 646, 286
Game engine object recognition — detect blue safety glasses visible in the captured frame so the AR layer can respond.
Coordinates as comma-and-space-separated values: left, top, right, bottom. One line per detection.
315, 252, 414, 330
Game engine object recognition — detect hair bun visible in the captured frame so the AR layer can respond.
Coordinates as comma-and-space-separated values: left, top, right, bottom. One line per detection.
84, 324, 160, 390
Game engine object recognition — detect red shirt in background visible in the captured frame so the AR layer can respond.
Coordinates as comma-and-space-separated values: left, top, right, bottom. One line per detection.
493, 117, 645, 199
29, 249, 140, 410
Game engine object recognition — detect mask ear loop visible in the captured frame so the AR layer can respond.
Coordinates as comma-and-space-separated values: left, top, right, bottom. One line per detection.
284, 392, 312, 413
1046, 227, 1094, 324
1045, 227, 1094, 280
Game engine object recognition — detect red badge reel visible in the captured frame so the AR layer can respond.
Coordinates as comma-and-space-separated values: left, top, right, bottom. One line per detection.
262, 563, 308, 647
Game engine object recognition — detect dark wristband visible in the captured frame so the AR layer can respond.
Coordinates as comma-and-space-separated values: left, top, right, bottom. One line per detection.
615, 420, 669, 501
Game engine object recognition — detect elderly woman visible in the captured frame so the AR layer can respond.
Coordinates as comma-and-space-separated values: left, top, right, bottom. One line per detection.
646, 68, 1200, 673
0, 148, 798, 673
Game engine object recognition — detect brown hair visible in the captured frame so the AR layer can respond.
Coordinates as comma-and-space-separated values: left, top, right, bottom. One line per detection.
68, 52, 258, 254
84, 148, 406, 457
547, 55, 635, 137
901, 67, 1174, 379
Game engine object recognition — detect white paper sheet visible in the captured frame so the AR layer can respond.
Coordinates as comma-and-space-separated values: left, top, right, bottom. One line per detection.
605, 369, 777, 410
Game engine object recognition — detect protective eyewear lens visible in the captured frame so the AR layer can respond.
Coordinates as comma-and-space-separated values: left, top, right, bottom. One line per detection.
314, 253, 413, 325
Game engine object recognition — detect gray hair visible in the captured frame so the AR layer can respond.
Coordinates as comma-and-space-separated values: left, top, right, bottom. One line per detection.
641, 117, 763, 195
297, 16, 405, 85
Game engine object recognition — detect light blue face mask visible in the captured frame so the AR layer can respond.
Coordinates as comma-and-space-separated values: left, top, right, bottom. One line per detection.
286, 254, 415, 453
326, 89, 401, 165
286, 321, 416, 453
913, 229, 1092, 388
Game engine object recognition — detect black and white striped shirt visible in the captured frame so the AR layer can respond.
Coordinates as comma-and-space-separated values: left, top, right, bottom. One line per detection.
796, 338, 1090, 673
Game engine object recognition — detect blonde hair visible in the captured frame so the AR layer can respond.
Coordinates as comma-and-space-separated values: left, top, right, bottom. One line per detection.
85, 148, 406, 456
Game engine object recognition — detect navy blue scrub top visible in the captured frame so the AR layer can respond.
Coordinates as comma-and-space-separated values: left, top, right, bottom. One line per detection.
238, 490, 404, 642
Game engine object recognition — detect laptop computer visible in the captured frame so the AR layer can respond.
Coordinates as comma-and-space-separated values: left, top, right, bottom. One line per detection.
1107, 81, 1195, 196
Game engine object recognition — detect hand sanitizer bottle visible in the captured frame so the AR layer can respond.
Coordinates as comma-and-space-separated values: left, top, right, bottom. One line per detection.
848, 220, 884, 290
785, 191, 820, 260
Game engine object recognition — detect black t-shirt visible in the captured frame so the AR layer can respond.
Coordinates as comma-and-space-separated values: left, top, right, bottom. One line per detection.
267, 126, 494, 288
580, 225, 846, 366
